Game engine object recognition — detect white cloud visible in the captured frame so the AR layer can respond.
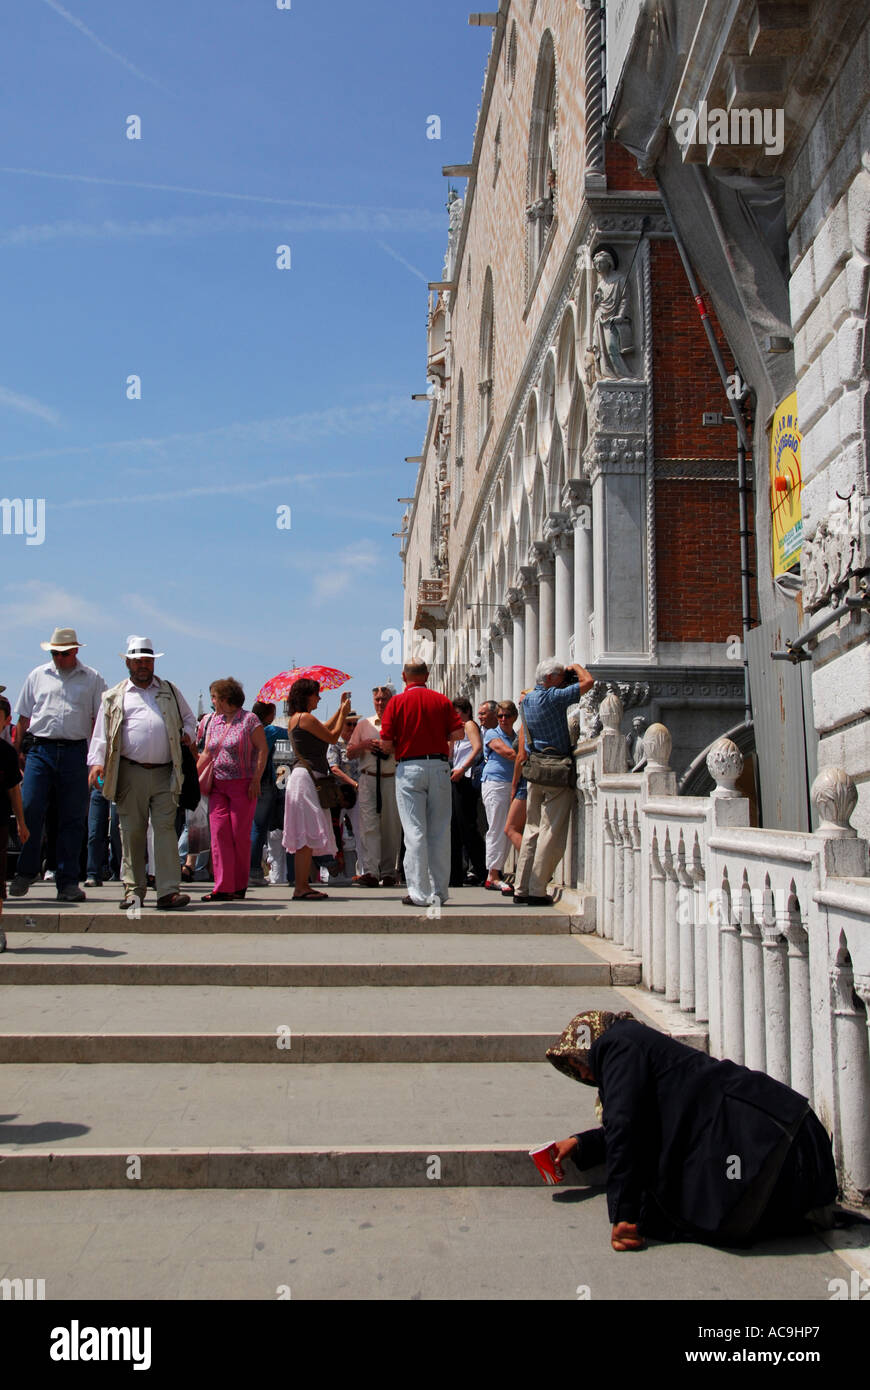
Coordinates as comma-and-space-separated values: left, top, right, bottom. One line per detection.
2, 580, 112, 631
39, 0, 167, 89
122, 596, 271, 658
311, 540, 382, 603
0, 385, 62, 426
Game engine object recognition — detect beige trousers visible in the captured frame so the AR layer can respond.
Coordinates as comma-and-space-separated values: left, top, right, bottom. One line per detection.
356, 772, 401, 879
114, 760, 179, 903
514, 781, 573, 898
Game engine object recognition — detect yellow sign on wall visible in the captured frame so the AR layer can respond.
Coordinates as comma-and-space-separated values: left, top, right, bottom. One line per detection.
770, 391, 802, 577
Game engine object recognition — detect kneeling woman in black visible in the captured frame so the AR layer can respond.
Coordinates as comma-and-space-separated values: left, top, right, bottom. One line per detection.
549, 1011, 838, 1252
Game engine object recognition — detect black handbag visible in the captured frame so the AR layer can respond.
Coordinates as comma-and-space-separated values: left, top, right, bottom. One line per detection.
168, 684, 202, 812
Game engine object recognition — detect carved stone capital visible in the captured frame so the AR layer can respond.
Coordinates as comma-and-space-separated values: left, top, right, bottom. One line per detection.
528, 540, 555, 579
811, 766, 858, 836
517, 565, 539, 601
495, 603, 511, 630
544, 510, 573, 550
584, 435, 646, 484
506, 586, 524, 618
707, 738, 744, 798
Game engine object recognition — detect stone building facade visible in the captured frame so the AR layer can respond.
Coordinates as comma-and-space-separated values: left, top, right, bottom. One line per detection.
399, 0, 748, 780
608, 0, 870, 833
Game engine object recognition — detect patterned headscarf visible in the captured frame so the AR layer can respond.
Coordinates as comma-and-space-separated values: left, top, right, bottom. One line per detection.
546, 1009, 635, 1085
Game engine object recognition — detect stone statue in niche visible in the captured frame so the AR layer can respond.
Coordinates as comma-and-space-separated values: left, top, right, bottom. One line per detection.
629, 715, 648, 771
590, 246, 634, 379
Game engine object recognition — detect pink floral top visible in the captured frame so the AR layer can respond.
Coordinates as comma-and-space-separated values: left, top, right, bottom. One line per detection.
198, 710, 260, 781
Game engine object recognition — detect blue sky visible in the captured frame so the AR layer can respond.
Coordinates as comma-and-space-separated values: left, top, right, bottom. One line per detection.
0, 0, 490, 718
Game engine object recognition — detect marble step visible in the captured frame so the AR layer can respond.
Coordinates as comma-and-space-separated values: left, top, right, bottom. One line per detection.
0, 1059, 601, 1189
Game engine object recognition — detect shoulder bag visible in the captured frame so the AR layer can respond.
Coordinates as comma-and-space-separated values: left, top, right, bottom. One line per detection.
196, 714, 235, 797
291, 718, 342, 810
168, 683, 201, 811
519, 701, 575, 789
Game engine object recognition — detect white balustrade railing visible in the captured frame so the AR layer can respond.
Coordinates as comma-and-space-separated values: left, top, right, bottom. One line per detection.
565, 696, 870, 1204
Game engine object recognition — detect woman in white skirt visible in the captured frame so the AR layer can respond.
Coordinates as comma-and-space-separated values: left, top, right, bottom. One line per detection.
481, 701, 519, 893
283, 678, 351, 901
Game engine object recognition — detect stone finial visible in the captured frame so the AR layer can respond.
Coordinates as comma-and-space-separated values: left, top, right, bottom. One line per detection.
812, 766, 858, 836
599, 691, 624, 732
643, 722, 671, 771
707, 737, 743, 797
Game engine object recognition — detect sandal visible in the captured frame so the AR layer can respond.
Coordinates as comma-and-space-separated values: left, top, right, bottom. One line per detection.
484, 880, 503, 891
201, 891, 232, 902
292, 889, 329, 901
180, 866, 194, 883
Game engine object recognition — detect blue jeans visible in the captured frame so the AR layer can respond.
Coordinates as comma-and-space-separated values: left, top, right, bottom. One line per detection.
395, 758, 452, 905
17, 740, 89, 890
86, 788, 122, 880
250, 781, 277, 871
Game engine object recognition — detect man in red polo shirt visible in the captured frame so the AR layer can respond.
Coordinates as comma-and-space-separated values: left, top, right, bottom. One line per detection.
378, 660, 463, 906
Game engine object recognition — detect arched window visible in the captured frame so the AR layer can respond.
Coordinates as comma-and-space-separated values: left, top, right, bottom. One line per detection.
453, 370, 465, 514
526, 32, 558, 277
478, 268, 495, 450
493, 117, 502, 186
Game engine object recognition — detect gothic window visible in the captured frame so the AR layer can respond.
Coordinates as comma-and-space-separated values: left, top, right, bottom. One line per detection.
478, 268, 495, 451
505, 21, 517, 96
526, 32, 558, 279
454, 371, 465, 514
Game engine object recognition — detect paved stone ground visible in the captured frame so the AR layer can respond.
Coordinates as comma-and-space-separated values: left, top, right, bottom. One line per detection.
0, 1188, 860, 1302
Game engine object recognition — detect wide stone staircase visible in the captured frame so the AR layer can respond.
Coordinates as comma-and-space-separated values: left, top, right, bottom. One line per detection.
0, 885, 860, 1301
0, 887, 652, 1191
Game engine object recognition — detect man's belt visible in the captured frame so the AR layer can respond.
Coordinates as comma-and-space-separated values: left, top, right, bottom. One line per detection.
397, 754, 448, 762
121, 757, 171, 769
33, 736, 87, 745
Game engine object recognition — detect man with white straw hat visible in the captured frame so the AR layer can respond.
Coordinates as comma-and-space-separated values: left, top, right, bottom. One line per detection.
10, 628, 106, 903
88, 636, 196, 912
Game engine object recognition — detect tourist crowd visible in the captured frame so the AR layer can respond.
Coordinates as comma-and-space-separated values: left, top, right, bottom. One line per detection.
0, 624, 593, 916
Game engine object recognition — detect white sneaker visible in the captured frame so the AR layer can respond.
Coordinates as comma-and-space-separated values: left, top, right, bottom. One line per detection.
43, 869, 56, 882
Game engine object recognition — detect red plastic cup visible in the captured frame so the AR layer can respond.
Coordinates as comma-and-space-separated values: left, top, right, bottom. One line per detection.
529, 1141, 564, 1185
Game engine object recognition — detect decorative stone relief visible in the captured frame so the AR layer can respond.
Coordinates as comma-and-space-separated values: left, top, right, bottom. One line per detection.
802, 489, 870, 612
811, 766, 858, 836
707, 737, 743, 797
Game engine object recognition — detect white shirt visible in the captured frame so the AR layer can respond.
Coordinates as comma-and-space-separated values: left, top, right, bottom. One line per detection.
345, 713, 396, 774
88, 678, 196, 766
16, 660, 106, 741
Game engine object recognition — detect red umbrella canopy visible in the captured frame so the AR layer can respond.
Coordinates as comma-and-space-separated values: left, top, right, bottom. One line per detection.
257, 666, 351, 703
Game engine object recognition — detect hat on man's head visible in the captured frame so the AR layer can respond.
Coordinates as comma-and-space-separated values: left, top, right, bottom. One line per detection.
40, 628, 84, 651
121, 635, 165, 660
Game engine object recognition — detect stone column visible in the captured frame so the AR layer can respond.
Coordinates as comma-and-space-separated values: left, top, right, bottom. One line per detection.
583, 382, 649, 661
507, 588, 525, 698
545, 511, 574, 662
530, 541, 555, 664
495, 606, 512, 701
491, 628, 504, 701
518, 565, 539, 689
564, 480, 593, 664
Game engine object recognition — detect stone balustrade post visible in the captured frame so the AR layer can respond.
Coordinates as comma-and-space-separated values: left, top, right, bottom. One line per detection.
649, 827, 665, 992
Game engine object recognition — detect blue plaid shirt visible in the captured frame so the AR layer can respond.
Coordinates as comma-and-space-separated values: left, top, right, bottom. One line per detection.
521, 680, 580, 756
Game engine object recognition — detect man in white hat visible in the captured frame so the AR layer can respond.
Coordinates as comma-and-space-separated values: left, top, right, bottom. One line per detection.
88, 637, 197, 911
10, 628, 106, 902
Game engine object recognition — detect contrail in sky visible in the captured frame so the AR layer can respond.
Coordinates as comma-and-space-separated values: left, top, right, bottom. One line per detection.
377, 241, 430, 284
40, 0, 167, 89
0, 166, 436, 218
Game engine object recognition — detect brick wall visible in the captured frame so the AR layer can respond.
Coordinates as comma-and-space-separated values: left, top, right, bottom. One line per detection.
604, 140, 657, 193
651, 239, 746, 643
